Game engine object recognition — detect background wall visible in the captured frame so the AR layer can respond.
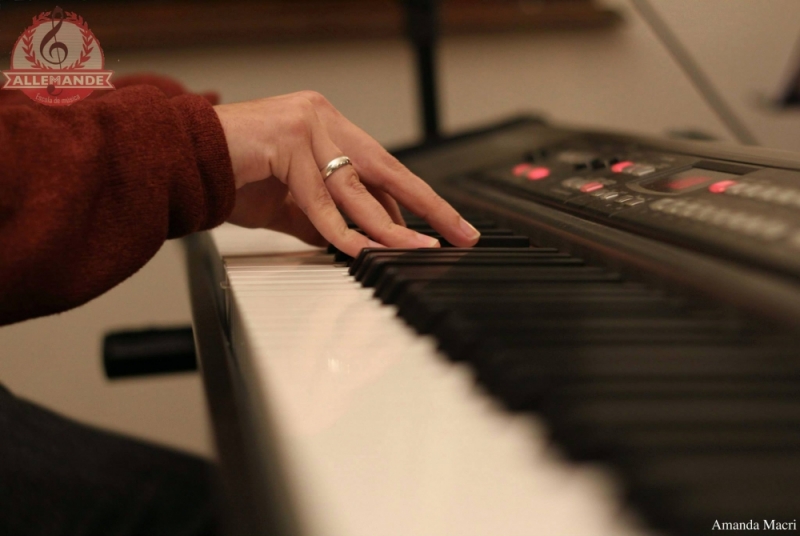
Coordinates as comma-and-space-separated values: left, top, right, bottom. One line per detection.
2, 0, 799, 458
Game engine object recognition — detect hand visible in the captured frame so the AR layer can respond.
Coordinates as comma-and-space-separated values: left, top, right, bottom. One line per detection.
214, 91, 481, 257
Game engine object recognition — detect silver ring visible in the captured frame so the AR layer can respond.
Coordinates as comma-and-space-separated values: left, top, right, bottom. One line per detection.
322, 156, 352, 180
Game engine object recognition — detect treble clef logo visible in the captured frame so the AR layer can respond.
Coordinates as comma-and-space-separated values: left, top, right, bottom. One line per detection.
39, 6, 68, 95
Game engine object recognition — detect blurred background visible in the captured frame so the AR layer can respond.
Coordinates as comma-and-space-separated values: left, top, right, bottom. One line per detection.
1, 0, 800, 459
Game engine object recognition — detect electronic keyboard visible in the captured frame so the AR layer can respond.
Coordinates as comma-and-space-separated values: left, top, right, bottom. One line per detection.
186, 117, 800, 535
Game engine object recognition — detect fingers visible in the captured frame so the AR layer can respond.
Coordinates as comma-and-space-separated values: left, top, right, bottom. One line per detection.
221, 90, 478, 256
309, 126, 440, 251
355, 141, 480, 246
374, 156, 480, 246
299, 92, 480, 247
358, 147, 480, 246
365, 184, 405, 226
285, 144, 373, 257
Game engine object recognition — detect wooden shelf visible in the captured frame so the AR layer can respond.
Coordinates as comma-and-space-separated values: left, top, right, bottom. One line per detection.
0, 0, 622, 53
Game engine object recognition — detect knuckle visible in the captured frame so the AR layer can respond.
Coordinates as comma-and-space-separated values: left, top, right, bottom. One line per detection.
294, 93, 318, 114
340, 171, 368, 194
296, 90, 329, 109
284, 110, 313, 140
381, 218, 398, 235
312, 187, 335, 212
296, 187, 332, 215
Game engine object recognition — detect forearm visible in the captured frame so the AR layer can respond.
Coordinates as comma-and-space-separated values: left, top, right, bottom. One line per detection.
0, 85, 235, 326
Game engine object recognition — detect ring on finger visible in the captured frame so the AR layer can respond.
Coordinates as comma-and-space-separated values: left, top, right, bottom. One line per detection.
321, 156, 353, 180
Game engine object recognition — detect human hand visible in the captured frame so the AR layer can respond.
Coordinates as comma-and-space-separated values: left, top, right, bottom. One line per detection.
214, 91, 481, 257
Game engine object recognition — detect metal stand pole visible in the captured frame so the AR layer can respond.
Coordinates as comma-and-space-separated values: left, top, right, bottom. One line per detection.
404, 0, 441, 143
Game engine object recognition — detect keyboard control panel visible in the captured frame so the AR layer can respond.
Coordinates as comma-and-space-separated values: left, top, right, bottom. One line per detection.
464, 138, 800, 278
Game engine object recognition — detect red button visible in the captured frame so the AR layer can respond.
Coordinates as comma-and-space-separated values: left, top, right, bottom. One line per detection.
709, 180, 737, 194
611, 161, 634, 173
526, 167, 550, 180
580, 182, 604, 193
513, 163, 532, 176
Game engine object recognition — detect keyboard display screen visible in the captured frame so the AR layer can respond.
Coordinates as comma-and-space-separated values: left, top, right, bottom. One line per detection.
638, 168, 736, 194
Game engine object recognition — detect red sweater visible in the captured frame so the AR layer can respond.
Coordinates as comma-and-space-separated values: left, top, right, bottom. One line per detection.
0, 76, 236, 326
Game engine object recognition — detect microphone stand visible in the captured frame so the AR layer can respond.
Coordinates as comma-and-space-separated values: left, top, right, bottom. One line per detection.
403, 0, 442, 144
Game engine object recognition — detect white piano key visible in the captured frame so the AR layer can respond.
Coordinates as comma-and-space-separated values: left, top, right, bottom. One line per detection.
211, 226, 654, 536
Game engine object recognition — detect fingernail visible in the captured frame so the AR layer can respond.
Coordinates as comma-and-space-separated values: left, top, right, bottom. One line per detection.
367, 240, 386, 248
416, 234, 440, 248
459, 218, 481, 240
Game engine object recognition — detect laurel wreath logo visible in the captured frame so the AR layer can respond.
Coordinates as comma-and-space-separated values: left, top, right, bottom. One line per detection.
20, 11, 94, 71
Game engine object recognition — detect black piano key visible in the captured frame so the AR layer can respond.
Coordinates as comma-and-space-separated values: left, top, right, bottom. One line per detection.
431, 294, 688, 319
446, 235, 531, 248
544, 377, 800, 403
546, 397, 800, 464
550, 396, 800, 430
351, 248, 567, 279
565, 423, 800, 461
439, 310, 745, 338
397, 285, 677, 332
542, 377, 800, 412
539, 380, 800, 459
399, 279, 651, 296
633, 476, 800, 533
398, 286, 667, 323
349, 226, 516, 237
405, 292, 691, 334
337, 237, 532, 263
622, 452, 800, 518
359, 256, 584, 287
625, 450, 800, 484
375, 266, 622, 303
343, 207, 800, 533
434, 314, 753, 363
334, 250, 353, 263
349, 218, 499, 231
470, 344, 799, 410
483, 343, 799, 381
422, 228, 517, 237
333, 230, 533, 264
331, 213, 508, 260
386, 232, 531, 248
349, 247, 560, 275
394, 281, 658, 312
403, 295, 685, 334
441, 328, 750, 365
399, 211, 489, 225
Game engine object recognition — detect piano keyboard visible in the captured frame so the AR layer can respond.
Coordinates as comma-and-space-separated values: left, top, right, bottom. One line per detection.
333, 214, 800, 534
188, 119, 800, 535
209, 224, 649, 536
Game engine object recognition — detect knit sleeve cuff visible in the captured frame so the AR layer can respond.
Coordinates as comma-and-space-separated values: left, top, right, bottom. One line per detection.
171, 94, 236, 233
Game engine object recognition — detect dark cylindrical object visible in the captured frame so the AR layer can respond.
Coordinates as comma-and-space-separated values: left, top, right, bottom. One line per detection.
404, 0, 441, 142
103, 327, 197, 379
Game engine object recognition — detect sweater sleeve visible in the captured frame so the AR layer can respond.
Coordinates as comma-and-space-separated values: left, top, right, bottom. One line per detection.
0, 85, 236, 326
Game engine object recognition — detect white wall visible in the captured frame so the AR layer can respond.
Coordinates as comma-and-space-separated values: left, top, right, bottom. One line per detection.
104, 0, 800, 151
2, 0, 799, 457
